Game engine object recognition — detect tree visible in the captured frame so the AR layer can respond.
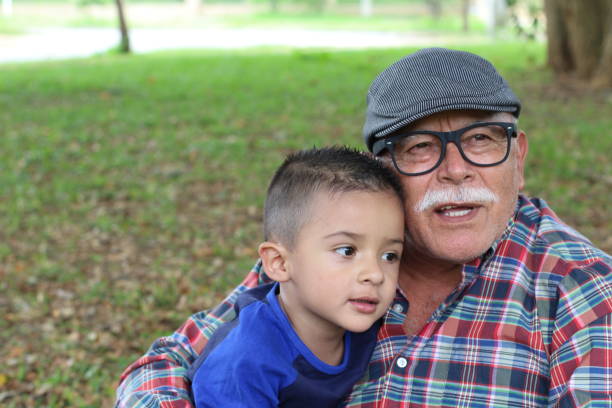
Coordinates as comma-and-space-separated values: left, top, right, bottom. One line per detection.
115, 0, 131, 53
425, 0, 442, 20
461, 0, 470, 32
544, 0, 612, 88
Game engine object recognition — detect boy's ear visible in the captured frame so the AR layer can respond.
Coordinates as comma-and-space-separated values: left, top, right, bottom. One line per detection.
258, 241, 291, 283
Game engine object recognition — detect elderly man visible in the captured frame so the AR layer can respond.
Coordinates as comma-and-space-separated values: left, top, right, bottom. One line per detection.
116, 48, 612, 407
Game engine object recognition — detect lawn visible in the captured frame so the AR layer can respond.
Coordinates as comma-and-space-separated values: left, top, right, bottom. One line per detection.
1, 43, 610, 406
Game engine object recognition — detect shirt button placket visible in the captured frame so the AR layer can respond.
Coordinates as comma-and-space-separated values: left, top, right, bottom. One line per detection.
396, 357, 408, 369
389, 356, 411, 407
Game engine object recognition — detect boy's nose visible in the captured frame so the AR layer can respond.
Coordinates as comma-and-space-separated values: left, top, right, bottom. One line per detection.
358, 258, 384, 285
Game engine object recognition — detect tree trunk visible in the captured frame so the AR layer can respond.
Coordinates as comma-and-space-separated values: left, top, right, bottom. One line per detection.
592, 24, 612, 88
115, 0, 131, 54
426, 0, 442, 20
544, 0, 612, 88
269, 0, 278, 13
461, 0, 470, 32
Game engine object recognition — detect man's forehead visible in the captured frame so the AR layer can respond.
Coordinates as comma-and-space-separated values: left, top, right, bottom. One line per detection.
406, 110, 514, 131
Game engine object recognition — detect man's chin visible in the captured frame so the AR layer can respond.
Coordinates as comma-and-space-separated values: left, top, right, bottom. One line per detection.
405, 229, 497, 266
426, 242, 491, 265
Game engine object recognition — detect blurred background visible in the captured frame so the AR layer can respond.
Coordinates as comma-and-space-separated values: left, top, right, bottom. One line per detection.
1, 0, 548, 61
1, 0, 610, 406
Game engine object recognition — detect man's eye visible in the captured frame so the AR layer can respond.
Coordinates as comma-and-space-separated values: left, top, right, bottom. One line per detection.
335, 246, 356, 257
399, 141, 434, 156
411, 142, 434, 151
381, 252, 399, 262
471, 133, 492, 142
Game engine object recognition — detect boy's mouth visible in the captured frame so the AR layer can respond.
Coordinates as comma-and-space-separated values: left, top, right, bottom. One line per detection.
349, 297, 378, 304
348, 297, 379, 314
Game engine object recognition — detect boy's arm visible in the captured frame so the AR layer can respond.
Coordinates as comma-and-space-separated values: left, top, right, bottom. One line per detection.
191, 311, 286, 408
192, 356, 283, 408
115, 261, 269, 408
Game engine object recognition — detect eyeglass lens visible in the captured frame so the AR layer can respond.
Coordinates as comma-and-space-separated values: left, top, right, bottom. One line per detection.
392, 124, 510, 174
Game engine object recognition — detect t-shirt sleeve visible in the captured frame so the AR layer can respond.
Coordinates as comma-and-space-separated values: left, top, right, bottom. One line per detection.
191, 300, 297, 408
192, 351, 286, 407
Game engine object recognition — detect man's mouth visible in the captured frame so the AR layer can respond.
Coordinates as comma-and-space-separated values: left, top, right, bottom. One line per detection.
435, 204, 478, 217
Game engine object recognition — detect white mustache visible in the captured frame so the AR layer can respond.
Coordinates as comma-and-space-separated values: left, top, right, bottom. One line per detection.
415, 187, 498, 213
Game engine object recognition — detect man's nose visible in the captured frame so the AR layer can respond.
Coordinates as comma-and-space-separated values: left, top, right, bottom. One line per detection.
436, 142, 474, 184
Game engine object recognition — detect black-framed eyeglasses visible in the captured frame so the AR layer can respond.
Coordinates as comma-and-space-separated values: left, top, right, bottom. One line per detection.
372, 122, 518, 176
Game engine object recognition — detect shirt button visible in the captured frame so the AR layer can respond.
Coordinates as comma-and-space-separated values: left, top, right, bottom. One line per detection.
392, 303, 404, 313
396, 357, 408, 368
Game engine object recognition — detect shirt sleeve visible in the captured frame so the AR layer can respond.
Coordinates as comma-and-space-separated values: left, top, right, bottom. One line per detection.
548, 260, 612, 406
115, 261, 270, 408
192, 355, 283, 408
191, 309, 291, 408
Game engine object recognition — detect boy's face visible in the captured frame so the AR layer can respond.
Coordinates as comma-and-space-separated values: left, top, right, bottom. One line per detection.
280, 189, 404, 335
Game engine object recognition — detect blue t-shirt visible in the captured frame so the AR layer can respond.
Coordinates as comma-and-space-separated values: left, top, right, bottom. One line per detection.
188, 283, 379, 408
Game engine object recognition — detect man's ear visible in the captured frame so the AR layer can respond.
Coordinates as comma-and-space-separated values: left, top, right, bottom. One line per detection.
258, 241, 291, 283
515, 130, 529, 190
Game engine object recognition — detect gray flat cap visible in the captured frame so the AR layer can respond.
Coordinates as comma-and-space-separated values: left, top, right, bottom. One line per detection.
364, 47, 521, 152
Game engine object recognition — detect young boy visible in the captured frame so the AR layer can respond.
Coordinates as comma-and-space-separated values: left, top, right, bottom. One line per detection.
188, 146, 406, 407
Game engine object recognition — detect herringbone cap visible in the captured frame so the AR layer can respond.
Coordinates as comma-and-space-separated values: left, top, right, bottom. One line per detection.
363, 47, 521, 152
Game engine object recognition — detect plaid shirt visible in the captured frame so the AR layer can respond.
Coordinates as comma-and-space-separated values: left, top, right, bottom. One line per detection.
116, 196, 612, 407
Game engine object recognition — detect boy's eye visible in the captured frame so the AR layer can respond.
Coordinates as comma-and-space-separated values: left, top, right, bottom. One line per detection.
381, 252, 399, 262
335, 246, 356, 257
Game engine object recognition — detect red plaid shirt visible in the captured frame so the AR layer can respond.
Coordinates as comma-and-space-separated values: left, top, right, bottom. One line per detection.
116, 196, 612, 407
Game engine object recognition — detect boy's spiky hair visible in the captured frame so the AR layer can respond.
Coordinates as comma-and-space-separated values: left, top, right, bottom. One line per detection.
263, 146, 405, 248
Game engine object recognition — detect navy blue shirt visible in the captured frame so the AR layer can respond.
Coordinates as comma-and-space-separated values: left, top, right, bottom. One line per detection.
188, 283, 379, 408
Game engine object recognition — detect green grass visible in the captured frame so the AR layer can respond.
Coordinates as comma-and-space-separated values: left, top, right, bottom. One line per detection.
219, 13, 487, 33
1, 43, 610, 406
